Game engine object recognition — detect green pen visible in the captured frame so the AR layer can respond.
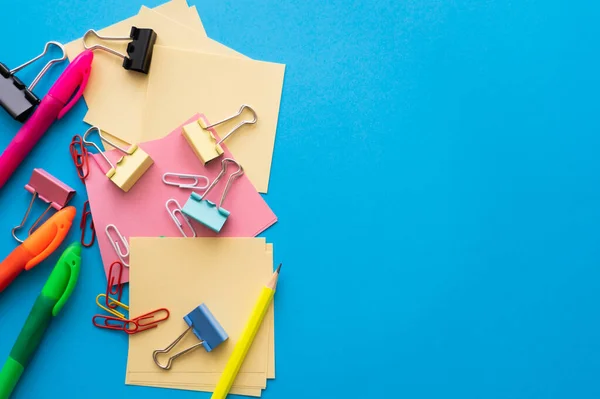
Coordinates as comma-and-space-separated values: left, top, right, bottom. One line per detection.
0, 242, 81, 399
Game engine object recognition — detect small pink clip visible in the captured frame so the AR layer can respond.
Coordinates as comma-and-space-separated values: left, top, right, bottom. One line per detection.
12, 169, 76, 243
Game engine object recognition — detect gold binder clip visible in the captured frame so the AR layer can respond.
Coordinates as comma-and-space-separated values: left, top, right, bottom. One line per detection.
182, 105, 257, 164
82, 126, 154, 192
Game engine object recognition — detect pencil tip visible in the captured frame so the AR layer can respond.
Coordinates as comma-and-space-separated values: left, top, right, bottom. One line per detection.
276, 263, 282, 274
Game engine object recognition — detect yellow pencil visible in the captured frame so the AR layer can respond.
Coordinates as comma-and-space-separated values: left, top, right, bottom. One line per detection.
211, 264, 282, 399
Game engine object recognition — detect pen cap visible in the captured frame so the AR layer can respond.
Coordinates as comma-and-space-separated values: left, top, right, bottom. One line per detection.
42, 242, 81, 316
24, 206, 76, 271
184, 304, 228, 352
49, 50, 93, 118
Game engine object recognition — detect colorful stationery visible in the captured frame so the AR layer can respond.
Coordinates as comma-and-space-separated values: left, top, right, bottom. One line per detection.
0, 206, 76, 293
0, 50, 93, 189
142, 45, 285, 193
212, 265, 281, 399
125, 237, 275, 396
11, 168, 75, 243
0, 243, 81, 399
64, 5, 244, 152
82, 126, 154, 192
83, 115, 277, 283
153, 303, 228, 370
83, 27, 157, 74
0, 41, 66, 122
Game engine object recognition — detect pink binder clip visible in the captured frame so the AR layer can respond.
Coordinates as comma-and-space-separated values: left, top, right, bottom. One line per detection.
12, 168, 76, 242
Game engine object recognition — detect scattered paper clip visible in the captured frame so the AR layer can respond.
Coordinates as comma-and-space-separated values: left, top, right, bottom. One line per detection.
182, 158, 244, 233
82, 126, 154, 192
105, 224, 130, 267
162, 172, 209, 190
131, 308, 170, 333
183, 106, 257, 165
92, 314, 138, 334
83, 27, 157, 74
96, 293, 129, 319
12, 169, 76, 243
70, 135, 89, 182
80, 200, 95, 248
93, 308, 170, 335
0, 41, 67, 122
106, 261, 124, 309
166, 199, 196, 238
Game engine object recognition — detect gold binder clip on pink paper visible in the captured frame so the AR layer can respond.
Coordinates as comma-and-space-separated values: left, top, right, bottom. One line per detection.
182, 105, 257, 165
82, 126, 153, 192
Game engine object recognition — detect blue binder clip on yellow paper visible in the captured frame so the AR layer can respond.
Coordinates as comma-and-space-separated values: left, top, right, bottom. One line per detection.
182, 105, 257, 165
152, 303, 228, 370
83, 126, 153, 192
182, 158, 244, 233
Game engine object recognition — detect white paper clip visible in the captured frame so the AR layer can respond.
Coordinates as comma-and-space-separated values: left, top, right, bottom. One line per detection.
105, 224, 130, 267
162, 173, 209, 190
165, 199, 196, 238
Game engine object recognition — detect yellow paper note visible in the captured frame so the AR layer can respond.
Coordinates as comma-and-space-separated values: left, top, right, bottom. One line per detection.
126, 238, 274, 391
154, 0, 206, 35
127, 381, 262, 397
64, 6, 244, 148
142, 46, 286, 193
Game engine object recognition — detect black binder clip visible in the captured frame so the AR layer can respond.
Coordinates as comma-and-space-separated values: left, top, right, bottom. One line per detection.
0, 41, 67, 122
83, 27, 157, 74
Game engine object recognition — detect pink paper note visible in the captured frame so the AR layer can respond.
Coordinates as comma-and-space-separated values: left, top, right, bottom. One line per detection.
85, 114, 277, 282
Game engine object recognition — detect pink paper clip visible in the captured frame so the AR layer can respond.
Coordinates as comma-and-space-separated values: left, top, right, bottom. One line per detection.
12, 169, 76, 243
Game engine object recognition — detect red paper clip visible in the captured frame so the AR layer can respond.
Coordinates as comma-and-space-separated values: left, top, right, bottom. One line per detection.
80, 200, 96, 248
69, 134, 89, 182
106, 261, 124, 309
131, 308, 171, 333
92, 315, 138, 334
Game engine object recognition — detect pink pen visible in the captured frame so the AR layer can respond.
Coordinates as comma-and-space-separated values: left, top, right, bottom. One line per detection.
0, 50, 93, 189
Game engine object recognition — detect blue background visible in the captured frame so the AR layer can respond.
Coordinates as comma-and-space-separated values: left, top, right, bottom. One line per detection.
0, 0, 598, 398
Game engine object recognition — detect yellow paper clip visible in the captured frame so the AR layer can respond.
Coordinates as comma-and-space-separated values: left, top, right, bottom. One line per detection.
82, 126, 154, 192
183, 105, 257, 164
96, 293, 129, 319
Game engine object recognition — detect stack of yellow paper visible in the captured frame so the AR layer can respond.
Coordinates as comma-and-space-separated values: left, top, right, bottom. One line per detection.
64, 0, 285, 193
126, 237, 276, 396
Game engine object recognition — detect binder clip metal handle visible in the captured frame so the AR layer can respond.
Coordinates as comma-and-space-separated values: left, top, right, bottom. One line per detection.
200, 158, 244, 209
152, 326, 206, 370
82, 126, 117, 173
82, 125, 134, 172
83, 125, 132, 154
10, 41, 67, 91
83, 29, 130, 59
83, 27, 157, 74
202, 105, 258, 145
153, 304, 228, 370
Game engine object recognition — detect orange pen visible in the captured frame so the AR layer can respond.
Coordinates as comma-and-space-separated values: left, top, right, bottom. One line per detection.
0, 206, 76, 293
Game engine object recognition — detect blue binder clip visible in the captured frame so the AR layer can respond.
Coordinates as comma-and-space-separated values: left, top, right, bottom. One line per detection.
152, 303, 228, 370
182, 158, 244, 233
